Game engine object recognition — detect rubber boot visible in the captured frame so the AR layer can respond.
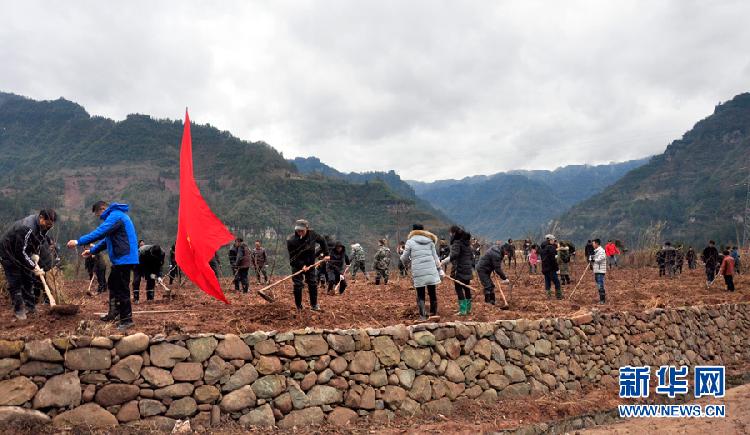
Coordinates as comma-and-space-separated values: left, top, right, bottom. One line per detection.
486, 291, 496, 305
429, 300, 438, 317
457, 299, 466, 316
100, 297, 119, 322
466, 299, 472, 315
417, 299, 428, 321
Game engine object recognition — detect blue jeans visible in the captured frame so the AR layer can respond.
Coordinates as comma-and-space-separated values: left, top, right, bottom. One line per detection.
595, 273, 606, 301
543, 270, 562, 299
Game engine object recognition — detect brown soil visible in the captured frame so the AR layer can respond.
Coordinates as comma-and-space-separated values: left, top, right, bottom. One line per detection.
1, 264, 747, 340
581, 383, 750, 434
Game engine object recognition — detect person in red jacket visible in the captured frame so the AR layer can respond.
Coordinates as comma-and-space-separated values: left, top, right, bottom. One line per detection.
605, 240, 620, 269
719, 250, 736, 291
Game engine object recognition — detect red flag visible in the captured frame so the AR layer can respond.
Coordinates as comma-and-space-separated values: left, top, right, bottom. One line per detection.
175, 110, 234, 303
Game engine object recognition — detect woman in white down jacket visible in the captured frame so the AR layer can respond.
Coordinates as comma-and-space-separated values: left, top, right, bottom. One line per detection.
400, 224, 443, 320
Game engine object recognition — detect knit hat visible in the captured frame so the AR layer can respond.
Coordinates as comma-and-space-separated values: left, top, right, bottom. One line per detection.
294, 219, 309, 231
545, 234, 555, 240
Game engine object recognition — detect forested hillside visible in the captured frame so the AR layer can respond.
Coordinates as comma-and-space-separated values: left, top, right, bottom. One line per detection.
0, 92, 449, 268
559, 93, 750, 246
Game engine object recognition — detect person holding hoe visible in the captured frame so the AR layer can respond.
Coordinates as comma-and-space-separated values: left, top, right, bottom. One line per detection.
1, 209, 57, 320
441, 225, 474, 315
286, 219, 329, 312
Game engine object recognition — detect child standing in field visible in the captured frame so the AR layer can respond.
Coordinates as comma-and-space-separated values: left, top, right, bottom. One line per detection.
719, 249, 736, 291
528, 246, 538, 274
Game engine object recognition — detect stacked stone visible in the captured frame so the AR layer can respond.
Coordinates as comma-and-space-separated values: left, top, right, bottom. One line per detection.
0, 303, 748, 430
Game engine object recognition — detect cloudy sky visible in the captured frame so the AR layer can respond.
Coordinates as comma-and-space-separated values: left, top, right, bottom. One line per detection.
2, 1, 749, 181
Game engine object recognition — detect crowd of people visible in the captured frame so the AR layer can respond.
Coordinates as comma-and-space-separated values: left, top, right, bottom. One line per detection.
651, 240, 741, 292
0, 204, 744, 327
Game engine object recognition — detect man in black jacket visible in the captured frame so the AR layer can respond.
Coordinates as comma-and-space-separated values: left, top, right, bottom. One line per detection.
584, 240, 595, 264
476, 242, 510, 305
286, 219, 329, 311
233, 238, 251, 293
326, 242, 350, 295
252, 240, 269, 284
167, 244, 181, 286
228, 243, 238, 279
502, 239, 516, 267
134, 244, 165, 302
85, 243, 108, 294
1, 209, 57, 319
540, 234, 562, 299
702, 240, 720, 286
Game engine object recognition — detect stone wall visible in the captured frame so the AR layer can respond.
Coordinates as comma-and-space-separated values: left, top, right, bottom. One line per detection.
0, 303, 748, 431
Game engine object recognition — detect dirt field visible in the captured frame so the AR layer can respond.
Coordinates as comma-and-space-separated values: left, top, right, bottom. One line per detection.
1, 263, 747, 340
581, 382, 750, 435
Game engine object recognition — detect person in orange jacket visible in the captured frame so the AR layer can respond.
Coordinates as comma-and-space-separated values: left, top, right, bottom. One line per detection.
605, 240, 620, 269
718, 249, 736, 291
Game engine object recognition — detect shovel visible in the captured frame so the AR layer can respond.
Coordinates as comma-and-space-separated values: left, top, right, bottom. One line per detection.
40, 274, 80, 316
85, 274, 96, 295
490, 276, 511, 310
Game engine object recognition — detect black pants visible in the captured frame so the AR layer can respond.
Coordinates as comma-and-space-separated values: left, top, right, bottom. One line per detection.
477, 268, 506, 303
133, 268, 156, 301
416, 285, 438, 316
292, 266, 318, 309
317, 265, 327, 285
560, 273, 571, 284
724, 275, 735, 291
706, 265, 716, 282
168, 265, 181, 285
453, 277, 471, 300
2, 262, 35, 313
326, 268, 348, 294
95, 266, 107, 293
543, 270, 562, 298
110, 265, 133, 323
235, 267, 249, 292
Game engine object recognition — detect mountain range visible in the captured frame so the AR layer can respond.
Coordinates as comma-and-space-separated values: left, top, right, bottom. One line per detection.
558, 93, 750, 247
3, 89, 747, 259
0, 92, 449, 269
403, 159, 649, 241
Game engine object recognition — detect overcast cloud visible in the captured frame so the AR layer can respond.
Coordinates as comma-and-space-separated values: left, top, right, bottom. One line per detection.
1, 0, 749, 181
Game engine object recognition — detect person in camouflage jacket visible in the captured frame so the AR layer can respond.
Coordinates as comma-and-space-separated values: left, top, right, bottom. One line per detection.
350, 243, 369, 281
373, 239, 391, 285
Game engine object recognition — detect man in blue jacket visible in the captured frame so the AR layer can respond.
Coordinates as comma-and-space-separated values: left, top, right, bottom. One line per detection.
67, 201, 139, 330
